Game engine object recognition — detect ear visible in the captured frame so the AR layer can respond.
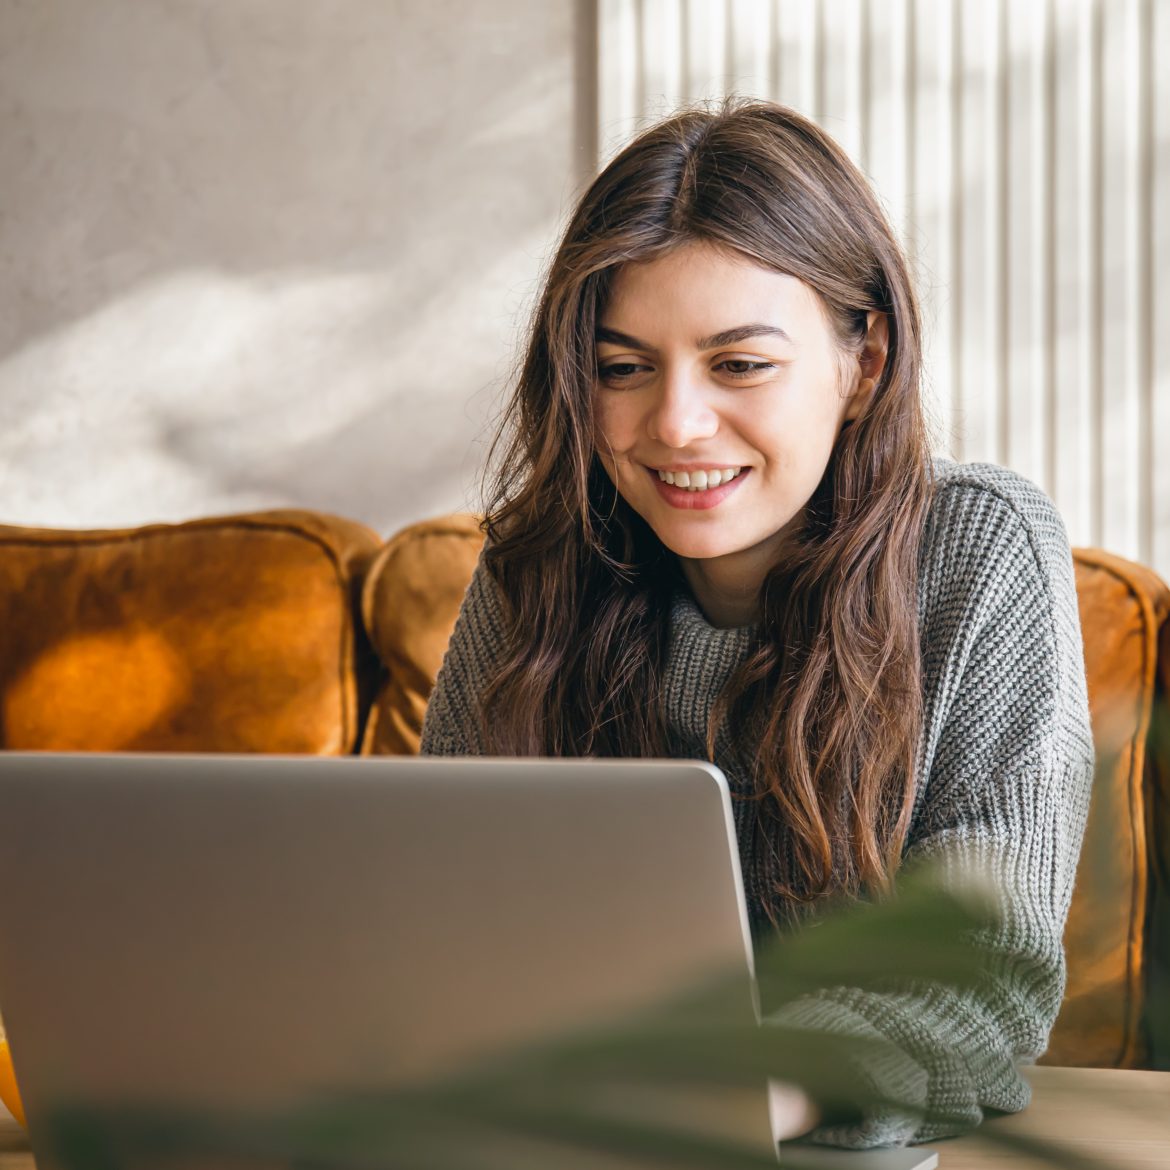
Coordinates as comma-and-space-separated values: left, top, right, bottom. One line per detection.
843, 310, 889, 422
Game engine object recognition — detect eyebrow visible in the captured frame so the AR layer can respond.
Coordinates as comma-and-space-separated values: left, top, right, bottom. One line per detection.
595, 323, 793, 351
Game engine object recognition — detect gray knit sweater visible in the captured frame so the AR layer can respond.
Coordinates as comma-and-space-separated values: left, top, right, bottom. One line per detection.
420, 458, 1095, 1149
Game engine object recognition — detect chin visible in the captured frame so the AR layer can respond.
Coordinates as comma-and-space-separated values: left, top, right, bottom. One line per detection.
651, 527, 745, 562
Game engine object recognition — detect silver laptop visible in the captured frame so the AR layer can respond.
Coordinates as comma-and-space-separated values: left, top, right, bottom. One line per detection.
0, 752, 935, 1170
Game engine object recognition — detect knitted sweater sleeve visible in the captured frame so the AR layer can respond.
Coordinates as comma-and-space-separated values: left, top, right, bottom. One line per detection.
419, 551, 510, 756
771, 468, 1095, 1150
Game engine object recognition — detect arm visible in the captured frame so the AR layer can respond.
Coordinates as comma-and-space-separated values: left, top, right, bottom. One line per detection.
420, 551, 511, 757
771, 476, 1094, 1149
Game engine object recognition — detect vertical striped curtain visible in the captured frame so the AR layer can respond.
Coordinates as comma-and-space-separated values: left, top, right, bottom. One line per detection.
596, 0, 1170, 577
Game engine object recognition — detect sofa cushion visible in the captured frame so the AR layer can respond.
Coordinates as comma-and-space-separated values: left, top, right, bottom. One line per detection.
1042, 549, 1170, 1068
359, 514, 485, 755
0, 510, 381, 754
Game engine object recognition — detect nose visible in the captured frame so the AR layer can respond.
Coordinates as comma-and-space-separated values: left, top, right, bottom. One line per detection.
645, 367, 719, 449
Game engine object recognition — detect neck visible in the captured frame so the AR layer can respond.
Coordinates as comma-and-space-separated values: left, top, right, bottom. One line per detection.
674, 517, 806, 629
678, 550, 770, 629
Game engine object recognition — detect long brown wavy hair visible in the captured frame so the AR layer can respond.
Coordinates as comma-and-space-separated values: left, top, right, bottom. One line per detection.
478, 99, 935, 926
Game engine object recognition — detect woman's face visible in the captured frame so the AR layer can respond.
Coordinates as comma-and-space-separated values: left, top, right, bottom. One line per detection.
593, 241, 882, 583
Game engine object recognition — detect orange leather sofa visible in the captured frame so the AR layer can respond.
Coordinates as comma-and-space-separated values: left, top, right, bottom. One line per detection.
0, 508, 1166, 1080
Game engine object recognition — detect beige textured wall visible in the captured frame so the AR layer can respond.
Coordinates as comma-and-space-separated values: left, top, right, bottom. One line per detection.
0, 1, 584, 535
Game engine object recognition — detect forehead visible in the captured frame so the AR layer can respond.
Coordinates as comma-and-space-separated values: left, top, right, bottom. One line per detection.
601, 241, 826, 340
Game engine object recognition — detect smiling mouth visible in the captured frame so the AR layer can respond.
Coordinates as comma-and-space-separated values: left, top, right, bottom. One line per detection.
653, 466, 743, 492
644, 464, 750, 510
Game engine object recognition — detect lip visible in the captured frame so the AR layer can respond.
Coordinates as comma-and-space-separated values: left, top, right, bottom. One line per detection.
646, 465, 750, 511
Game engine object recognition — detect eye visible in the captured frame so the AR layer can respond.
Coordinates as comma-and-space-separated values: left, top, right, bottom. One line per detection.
598, 361, 651, 385
716, 359, 776, 379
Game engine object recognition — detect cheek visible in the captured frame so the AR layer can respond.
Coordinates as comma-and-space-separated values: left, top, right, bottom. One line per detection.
592, 394, 637, 455
748, 375, 842, 454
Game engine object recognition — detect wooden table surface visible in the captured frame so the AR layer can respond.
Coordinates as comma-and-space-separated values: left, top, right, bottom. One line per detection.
936, 1065, 1170, 1168
0, 1064, 1165, 1168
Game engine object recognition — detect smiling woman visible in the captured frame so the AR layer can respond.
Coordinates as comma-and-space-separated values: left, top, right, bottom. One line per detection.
419, 99, 1094, 1153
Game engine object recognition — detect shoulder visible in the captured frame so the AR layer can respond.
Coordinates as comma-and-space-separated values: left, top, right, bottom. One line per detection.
922, 457, 1075, 615
927, 457, 1070, 553
910, 462, 1093, 843
429, 543, 513, 690
917, 459, 1085, 694
419, 546, 511, 755
453, 546, 512, 649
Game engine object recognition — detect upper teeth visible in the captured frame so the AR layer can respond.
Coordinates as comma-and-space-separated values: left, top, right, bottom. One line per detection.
657, 467, 742, 490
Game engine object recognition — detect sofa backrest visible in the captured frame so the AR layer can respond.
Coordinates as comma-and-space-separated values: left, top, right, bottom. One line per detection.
358, 514, 484, 755
362, 516, 1170, 1071
1048, 549, 1170, 1070
0, 510, 382, 755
